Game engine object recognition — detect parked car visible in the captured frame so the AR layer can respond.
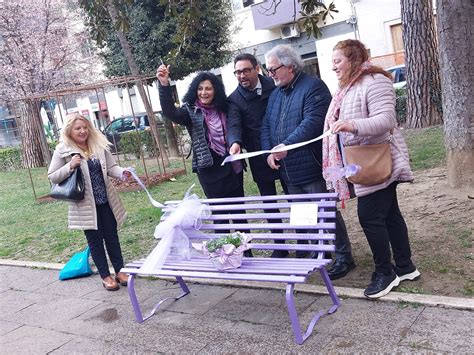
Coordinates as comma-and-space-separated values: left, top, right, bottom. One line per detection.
386, 64, 406, 89
103, 112, 163, 150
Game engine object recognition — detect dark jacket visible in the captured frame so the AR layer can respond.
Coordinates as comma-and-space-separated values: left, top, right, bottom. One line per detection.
260, 71, 332, 186
158, 84, 213, 172
227, 75, 279, 183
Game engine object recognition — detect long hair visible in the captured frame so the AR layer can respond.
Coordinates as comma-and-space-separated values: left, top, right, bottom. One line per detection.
265, 44, 304, 72
334, 39, 392, 88
61, 114, 110, 154
182, 72, 228, 113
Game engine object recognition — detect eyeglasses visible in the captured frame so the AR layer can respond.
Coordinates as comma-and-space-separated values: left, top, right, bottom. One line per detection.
233, 67, 254, 76
267, 64, 285, 76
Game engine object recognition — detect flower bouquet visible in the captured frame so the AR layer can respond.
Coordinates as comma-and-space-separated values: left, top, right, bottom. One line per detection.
192, 232, 249, 271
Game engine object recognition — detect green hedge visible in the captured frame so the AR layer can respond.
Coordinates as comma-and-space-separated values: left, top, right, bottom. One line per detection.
0, 147, 22, 171
395, 87, 407, 125
120, 130, 158, 159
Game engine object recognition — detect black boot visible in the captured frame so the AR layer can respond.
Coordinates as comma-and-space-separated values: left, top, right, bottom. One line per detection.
271, 249, 289, 258
243, 250, 253, 257
327, 259, 356, 280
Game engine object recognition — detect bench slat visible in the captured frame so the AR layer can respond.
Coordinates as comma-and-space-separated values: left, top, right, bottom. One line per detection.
183, 231, 336, 241
127, 256, 331, 265
163, 201, 336, 213
124, 256, 330, 277
121, 267, 308, 283
164, 192, 338, 205
178, 211, 335, 221
195, 222, 336, 230
249, 243, 334, 251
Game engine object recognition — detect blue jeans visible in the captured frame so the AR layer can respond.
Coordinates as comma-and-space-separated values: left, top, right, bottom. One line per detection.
286, 179, 353, 262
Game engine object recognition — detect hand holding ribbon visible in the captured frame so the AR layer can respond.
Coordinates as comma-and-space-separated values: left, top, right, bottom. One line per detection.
221, 130, 333, 165
124, 167, 165, 208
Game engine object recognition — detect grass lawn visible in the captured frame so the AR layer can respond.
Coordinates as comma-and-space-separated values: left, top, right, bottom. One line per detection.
0, 126, 445, 265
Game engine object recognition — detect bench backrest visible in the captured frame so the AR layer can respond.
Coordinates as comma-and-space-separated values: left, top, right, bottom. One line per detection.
160, 193, 338, 258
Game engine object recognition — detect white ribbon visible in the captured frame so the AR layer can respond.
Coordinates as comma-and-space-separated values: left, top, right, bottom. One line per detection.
125, 168, 165, 208
138, 191, 211, 275
222, 129, 333, 165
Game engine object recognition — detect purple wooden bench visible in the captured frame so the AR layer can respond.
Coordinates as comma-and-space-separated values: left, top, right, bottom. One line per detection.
121, 193, 341, 345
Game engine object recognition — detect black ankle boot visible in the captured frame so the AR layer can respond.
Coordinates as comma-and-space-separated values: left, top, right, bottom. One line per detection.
327, 260, 356, 280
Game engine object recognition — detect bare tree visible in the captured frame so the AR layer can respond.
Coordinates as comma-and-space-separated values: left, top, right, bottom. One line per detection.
437, 0, 474, 188
400, 0, 443, 128
80, 0, 170, 166
0, 0, 102, 167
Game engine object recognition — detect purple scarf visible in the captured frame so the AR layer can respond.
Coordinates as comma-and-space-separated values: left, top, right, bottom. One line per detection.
195, 100, 242, 173
195, 100, 227, 156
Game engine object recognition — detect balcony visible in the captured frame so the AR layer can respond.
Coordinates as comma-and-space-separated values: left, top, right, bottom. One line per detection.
251, 0, 302, 30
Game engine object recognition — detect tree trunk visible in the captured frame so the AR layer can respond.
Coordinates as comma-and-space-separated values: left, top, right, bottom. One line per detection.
437, 0, 474, 188
18, 100, 47, 168
164, 118, 180, 157
401, 0, 443, 128
106, 0, 169, 167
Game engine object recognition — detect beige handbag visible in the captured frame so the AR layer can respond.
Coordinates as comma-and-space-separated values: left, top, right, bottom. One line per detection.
343, 143, 392, 186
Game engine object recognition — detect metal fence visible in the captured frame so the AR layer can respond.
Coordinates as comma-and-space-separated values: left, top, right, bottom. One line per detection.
0, 122, 21, 148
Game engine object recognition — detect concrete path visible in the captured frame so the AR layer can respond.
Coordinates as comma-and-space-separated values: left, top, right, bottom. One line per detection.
0, 263, 473, 354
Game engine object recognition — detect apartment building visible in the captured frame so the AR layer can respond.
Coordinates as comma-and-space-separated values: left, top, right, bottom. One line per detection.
174, 0, 405, 96
36, 1, 406, 137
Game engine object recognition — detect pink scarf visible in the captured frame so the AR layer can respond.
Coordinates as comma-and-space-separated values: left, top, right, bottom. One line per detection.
322, 61, 372, 204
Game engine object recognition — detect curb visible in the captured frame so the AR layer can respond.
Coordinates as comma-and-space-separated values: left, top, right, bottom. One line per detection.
1, 259, 473, 311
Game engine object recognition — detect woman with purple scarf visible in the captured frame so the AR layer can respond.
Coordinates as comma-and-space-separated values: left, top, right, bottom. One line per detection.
156, 65, 244, 199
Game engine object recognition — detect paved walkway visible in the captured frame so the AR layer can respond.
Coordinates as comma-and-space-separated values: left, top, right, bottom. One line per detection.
1, 262, 473, 354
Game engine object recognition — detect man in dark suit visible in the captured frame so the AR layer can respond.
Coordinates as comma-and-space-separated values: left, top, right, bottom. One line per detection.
227, 53, 287, 257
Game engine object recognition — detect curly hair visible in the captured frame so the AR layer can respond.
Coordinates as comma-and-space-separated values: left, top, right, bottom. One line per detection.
334, 39, 392, 88
182, 72, 228, 113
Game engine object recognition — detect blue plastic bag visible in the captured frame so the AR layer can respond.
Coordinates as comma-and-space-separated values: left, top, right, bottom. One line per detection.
59, 246, 93, 280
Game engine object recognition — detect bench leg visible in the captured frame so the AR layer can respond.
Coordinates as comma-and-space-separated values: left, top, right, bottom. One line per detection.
286, 283, 324, 345
127, 274, 191, 323
319, 267, 341, 314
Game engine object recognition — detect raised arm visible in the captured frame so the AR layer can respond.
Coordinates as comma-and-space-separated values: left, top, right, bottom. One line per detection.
156, 64, 191, 126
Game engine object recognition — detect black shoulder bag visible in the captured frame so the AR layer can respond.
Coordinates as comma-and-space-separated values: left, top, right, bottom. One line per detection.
50, 167, 85, 201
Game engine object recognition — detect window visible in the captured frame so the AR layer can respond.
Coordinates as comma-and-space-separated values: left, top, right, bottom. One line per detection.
122, 117, 135, 131
398, 67, 406, 82
231, 0, 264, 12
390, 23, 404, 52
108, 119, 122, 134
302, 57, 321, 78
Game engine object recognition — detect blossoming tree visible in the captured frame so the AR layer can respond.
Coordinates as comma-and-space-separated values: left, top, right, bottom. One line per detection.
0, 0, 102, 167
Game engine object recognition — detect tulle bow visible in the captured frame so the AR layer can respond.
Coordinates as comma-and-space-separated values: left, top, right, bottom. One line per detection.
139, 185, 210, 274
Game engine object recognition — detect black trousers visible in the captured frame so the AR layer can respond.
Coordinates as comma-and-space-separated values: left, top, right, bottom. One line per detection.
84, 203, 124, 278
204, 170, 246, 234
357, 182, 413, 275
286, 179, 352, 262
256, 179, 288, 236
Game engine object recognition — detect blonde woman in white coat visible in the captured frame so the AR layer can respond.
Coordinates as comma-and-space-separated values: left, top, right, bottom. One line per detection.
48, 114, 131, 291
322, 40, 419, 299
